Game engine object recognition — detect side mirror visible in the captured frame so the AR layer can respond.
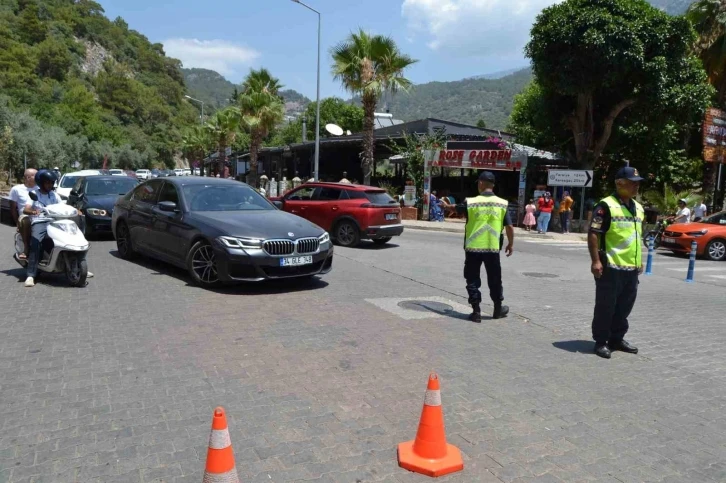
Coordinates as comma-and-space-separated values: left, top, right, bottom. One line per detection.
273, 200, 283, 209
28, 191, 38, 201
158, 201, 178, 212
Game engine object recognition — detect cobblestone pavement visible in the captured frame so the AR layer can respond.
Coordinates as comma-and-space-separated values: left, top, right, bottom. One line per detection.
1, 224, 726, 483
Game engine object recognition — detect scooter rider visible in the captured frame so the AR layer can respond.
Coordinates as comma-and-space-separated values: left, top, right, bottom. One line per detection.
23, 169, 60, 287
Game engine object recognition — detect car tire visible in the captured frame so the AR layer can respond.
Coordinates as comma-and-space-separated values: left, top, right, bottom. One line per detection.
115, 221, 137, 260
187, 241, 220, 287
705, 238, 726, 261
373, 237, 392, 245
334, 220, 361, 248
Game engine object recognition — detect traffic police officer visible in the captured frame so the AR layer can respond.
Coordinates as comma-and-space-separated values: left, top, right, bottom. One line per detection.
587, 167, 643, 359
457, 171, 514, 322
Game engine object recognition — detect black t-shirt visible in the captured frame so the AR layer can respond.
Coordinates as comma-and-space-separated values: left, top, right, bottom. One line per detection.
589, 194, 637, 235
455, 193, 513, 226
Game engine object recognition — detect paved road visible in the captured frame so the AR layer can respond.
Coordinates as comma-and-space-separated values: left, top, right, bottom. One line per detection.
1, 224, 726, 483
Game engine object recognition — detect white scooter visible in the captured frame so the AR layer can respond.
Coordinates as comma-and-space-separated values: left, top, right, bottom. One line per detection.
13, 192, 90, 287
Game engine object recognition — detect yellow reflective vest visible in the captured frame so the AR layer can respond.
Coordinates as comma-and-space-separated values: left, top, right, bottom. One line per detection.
464, 194, 508, 252
601, 196, 644, 270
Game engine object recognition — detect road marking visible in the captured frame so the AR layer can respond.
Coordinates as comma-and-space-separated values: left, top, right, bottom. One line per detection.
522, 239, 586, 245
707, 275, 726, 280
666, 267, 726, 272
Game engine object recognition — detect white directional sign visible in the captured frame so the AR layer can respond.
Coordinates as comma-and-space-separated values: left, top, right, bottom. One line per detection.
548, 170, 593, 187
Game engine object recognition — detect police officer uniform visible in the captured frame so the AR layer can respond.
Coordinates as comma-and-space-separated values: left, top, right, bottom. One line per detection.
589, 167, 643, 359
457, 171, 513, 322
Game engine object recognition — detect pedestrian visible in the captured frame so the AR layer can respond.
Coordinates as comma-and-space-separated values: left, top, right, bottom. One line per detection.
340, 171, 351, 184
537, 192, 554, 233
559, 190, 574, 233
587, 166, 644, 359
523, 198, 536, 231
674, 199, 690, 225
693, 199, 707, 222
456, 171, 514, 322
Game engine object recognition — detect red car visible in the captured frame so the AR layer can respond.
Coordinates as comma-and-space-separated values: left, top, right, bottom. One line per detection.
272, 182, 403, 247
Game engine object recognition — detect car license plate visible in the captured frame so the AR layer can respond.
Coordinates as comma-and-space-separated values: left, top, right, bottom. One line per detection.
664, 238, 675, 244
385, 213, 397, 220
280, 256, 312, 267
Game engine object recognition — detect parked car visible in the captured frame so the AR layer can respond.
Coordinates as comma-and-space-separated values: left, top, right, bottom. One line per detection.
109, 169, 125, 176
124, 170, 138, 179
158, 170, 172, 177
68, 175, 139, 237
661, 211, 726, 261
112, 178, 333, 286
150, 169, 160, 178
183, 168, 192, 176
136, 169, 151, 180
56, 170, 104, 201
173, 168, 185, 177
271, 182, 402, 247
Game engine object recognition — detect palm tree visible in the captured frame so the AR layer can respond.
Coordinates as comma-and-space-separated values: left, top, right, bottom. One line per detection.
331, 30, 417, 185
643, 185, 703, 215
687, 0, 726, 103
182, 125, 212, 175
238, 69, 285, 188
204, 107, 240, 177
241, 68, 283, 97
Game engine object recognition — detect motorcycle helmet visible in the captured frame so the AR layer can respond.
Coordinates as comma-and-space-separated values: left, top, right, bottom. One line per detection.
35, 169, 58, 189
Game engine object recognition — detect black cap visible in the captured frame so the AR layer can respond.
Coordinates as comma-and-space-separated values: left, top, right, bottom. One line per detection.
478, 171, 496, 183
615, 166, 643, 181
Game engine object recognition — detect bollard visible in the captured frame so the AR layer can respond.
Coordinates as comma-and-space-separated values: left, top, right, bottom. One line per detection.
645, 237, 654, 275
685, 240, 697, 283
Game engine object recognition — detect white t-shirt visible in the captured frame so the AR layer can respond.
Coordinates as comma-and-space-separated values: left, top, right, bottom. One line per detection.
8, 184, 38, 217
693, 203, 707, 219
675, 207, 691, 224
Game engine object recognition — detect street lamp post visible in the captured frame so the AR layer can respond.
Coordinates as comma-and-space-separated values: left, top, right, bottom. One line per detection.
291, 0, 320, 182
184, 95, 205, 125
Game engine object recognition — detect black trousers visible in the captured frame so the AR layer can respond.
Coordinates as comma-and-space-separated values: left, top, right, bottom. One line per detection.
592, 268, 639, 344
464, 251, 503, 305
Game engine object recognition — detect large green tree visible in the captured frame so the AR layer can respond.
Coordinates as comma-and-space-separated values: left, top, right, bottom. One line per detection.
687, 0, 726, 104
238, 69, 285, 187
523, 0, 713, 171
331, 30, 416, 185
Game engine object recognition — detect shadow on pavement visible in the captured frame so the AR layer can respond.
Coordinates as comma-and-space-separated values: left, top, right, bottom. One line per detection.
109, 250, 329, 295
552, 340, 594, 354
353, 242, 401, 251
0, 268, 87, 288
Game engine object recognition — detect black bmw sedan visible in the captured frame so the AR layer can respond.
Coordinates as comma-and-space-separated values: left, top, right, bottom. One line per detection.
111, 177, 333, 286
69, 175, 139, 236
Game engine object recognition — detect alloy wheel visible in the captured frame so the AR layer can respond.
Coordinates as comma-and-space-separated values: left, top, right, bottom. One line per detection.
117, 225, 130, 256
338, 224, 355, 245
192, 244, 219, 284
708, 240, 726, 260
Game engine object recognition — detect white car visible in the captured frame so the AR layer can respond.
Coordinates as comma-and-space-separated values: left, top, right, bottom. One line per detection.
136, 169, 151, 180
183, 168, 192, 176
173, 168, 185, 177
109, 169, 125, 176
56, 170, 104, 201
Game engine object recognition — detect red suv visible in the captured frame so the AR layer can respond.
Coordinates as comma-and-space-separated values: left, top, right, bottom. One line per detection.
272, 182, 403, 247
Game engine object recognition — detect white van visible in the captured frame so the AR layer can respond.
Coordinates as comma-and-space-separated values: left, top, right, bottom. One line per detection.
57, 170, 104, 200
109, 169, 125, 176
136, 169, 151, 180
173, 168, 185, 177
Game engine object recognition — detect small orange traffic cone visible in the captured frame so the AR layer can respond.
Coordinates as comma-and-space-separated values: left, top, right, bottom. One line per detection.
397, 372, 464, 477
203, 407, 240, 483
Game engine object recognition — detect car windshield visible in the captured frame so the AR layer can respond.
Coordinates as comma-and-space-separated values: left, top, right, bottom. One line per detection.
703, 212, 726, 225
184, 183, 274, 212
60, 176, 79, 188
364, 190, 397, 204
86, 178, 138, 196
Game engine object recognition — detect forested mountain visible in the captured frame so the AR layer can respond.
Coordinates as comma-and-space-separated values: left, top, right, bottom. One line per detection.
0, 0, 198, 175
181, 68, 236, 110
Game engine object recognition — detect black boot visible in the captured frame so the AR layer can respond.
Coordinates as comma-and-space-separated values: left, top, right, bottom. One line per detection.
469, 303, 482, 323
493, 303, 509, 319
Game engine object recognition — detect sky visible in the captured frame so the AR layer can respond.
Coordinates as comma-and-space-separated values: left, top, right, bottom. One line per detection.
98, 0, 560, 99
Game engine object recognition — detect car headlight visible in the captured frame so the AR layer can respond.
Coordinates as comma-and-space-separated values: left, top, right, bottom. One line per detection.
219, 236, 263, 249
319, 232, 330, 244
685, 229, 708, 237
56, 223, 78, 235
86, 208, 108, 217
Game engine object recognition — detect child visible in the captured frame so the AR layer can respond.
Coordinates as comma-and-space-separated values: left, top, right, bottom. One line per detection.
523, 198, 536, 231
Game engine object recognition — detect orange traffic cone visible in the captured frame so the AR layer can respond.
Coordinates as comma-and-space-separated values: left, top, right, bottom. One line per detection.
397, 372, 464, 477
203, 407, 240, 483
